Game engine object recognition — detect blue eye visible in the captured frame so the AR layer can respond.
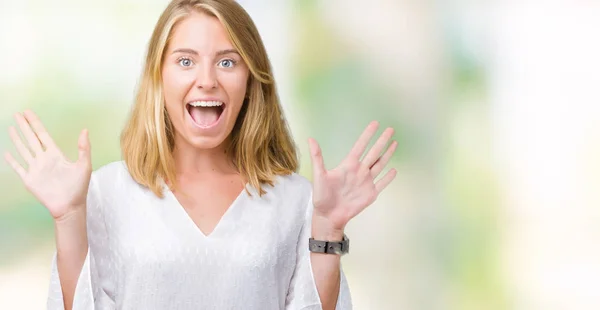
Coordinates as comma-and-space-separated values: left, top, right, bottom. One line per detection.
178, 57, 193, 67
219, 59, 236, 68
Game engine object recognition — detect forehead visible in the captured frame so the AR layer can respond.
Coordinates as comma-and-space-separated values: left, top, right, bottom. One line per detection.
167, 11, 234, 54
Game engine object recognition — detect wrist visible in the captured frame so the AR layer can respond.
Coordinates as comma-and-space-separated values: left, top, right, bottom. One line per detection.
311, 213, 345, 241
54, 206, 86, 227
54, 206, 88, 257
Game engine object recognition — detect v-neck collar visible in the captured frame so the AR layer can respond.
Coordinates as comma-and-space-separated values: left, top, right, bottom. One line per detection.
162, 181, 250, 239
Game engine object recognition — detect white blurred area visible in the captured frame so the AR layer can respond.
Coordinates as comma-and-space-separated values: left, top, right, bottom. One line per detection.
1, 0, 600, 309
491, 2, 600, 309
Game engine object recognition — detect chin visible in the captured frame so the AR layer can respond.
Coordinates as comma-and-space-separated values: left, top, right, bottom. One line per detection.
184, 134, 229, 150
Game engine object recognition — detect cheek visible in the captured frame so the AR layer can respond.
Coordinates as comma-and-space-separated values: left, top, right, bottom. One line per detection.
162, 67, 194, 106
220, 71, 249, 105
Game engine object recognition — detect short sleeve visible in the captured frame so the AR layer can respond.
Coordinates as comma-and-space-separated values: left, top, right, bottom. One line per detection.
46, 174, 116, 309
285, 193, 353, 310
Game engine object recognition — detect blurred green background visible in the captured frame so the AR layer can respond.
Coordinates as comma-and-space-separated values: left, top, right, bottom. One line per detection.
1, 1, 599, 309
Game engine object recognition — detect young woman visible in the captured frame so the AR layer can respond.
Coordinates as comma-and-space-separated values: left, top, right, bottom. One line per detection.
4, 1, 397, 309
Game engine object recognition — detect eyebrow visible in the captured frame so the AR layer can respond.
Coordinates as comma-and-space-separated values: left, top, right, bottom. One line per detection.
171, 48, 239, 56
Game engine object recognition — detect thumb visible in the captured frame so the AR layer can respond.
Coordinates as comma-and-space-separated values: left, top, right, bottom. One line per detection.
308, 138, 326, 178
77, 129, 91, 166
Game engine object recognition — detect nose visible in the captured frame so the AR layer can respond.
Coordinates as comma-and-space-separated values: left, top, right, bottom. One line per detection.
195, 64, 217, 89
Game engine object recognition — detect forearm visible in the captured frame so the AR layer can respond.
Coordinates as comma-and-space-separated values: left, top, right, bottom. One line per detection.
310, 214, 345, 310
54, 207, 89, 310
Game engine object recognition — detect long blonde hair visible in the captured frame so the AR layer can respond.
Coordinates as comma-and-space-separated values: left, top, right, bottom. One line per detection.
120, 0, 298, 198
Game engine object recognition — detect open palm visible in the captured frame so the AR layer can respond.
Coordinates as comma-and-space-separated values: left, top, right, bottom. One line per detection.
308, 121, 398, 231
4, 110, 92, 221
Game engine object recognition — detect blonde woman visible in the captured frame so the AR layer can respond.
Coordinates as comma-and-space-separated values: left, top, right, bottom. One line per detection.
4, 0, 398, 309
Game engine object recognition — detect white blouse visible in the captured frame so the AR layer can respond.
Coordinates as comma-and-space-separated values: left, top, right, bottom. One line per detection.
46, 161, 352, 310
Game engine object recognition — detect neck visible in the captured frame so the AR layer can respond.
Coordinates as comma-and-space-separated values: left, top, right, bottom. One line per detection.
171, 137, 238, 181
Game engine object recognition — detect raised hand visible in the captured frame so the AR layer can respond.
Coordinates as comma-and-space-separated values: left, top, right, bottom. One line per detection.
308, 121, 398, 232
4, 110, 92, 222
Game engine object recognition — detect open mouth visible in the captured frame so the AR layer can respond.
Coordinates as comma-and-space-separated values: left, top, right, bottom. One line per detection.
186, 100, 226, 128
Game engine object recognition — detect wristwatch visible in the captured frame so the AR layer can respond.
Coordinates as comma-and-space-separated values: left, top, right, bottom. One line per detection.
309, 234, 349, 255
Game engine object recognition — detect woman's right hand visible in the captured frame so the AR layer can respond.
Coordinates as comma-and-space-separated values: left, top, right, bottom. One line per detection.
3, 110, 92, 222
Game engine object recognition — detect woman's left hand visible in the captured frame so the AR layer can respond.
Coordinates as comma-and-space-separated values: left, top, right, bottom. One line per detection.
308, 121, 398, 234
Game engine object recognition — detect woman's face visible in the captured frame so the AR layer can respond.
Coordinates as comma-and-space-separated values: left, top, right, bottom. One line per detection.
162, 11, 249, 151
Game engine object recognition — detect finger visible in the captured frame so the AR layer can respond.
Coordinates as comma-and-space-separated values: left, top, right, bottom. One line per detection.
308, 138, 326, 178
8, 126, 33, 164
347, 121, 379, 162
23, 109, 58, 151
14, 112, 43, 154
370, 140, 398, 178
4, 151, 27, 180
361, 127, 395, 168
375, 168, 397, 193
77, 129, 91, 166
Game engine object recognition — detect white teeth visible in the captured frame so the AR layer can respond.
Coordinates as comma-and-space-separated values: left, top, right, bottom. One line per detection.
188, 100, 224, 107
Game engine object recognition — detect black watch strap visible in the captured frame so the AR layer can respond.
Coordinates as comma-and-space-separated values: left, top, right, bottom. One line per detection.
308, 234, 349, 255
